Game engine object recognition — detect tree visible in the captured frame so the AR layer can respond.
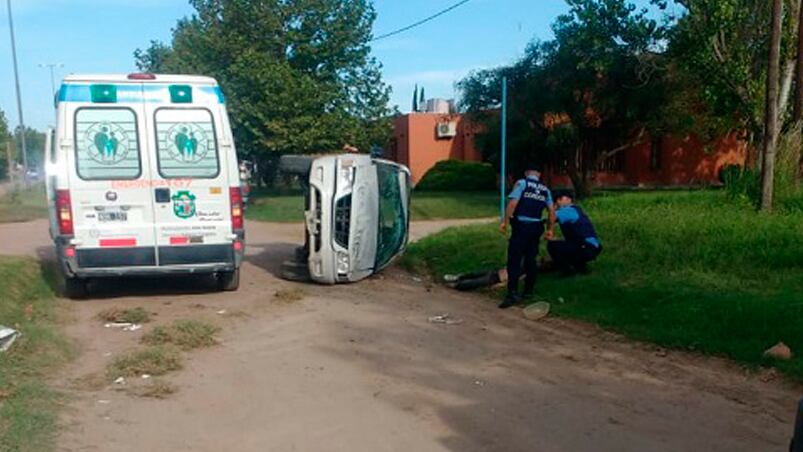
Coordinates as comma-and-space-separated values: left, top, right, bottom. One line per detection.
762, 0, 784, 211
135, 0, 393, 172
0, 109, 9, 179
662, 0, 801, 146
419, 86, 426, 110
12, 127, 45, 169
460, 0, 665, 197
413, 84, 419, 112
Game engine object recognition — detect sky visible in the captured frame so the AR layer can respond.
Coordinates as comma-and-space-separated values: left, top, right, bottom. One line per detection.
0, 0, 574, 131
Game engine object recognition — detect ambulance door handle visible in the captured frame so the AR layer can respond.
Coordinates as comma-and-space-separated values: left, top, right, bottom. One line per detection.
155, 188, 171, 203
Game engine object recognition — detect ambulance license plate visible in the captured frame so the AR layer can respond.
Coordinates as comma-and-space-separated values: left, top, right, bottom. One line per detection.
98, 211, 127, 222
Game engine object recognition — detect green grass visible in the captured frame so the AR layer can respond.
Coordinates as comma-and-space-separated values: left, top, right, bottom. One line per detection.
402, 190, 803, 380
141, 320, 220, 351
246, 189, 306, 223
246, 189, 498, 222
96, 307, 151, 324
0, 256, 70, 452
409, 191, 498, 221
107, 345, 183, 379
0, 184, 48, 224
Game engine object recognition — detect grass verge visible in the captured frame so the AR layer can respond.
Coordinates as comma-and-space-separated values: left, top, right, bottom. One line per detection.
107, 345, 182, 379
246, 189, 498, 222
402, 190, 803, 380
0, 256, 70, 451
0, 184, 48, 224
141, 320, 220, 351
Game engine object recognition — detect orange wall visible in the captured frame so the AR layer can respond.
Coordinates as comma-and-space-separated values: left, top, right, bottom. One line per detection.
391, 113, 746, 187
392, 113, 482, 183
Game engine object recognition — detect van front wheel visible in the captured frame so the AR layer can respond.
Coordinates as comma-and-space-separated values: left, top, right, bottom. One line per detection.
217, 269, 240, 291
64, 277, 88, 299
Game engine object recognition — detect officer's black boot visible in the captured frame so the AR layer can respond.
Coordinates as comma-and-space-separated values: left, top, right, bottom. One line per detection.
499, 292, 520, 309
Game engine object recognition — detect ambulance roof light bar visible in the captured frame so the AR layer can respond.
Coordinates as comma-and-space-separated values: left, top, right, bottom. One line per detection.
127, 73, 157, 80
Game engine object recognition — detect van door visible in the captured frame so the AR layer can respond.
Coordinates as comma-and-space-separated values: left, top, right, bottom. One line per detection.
63, 85, 159, 267
142, 87, 232, 266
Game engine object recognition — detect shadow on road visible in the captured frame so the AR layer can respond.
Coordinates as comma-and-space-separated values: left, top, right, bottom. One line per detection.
35, 245, 222, 300
245, 241, 301, 279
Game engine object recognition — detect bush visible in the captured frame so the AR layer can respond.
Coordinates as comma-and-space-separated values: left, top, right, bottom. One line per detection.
416, 160, 496, 191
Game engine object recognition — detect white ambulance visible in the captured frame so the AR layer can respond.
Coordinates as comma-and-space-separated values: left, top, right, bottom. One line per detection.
45, 74, 245, 298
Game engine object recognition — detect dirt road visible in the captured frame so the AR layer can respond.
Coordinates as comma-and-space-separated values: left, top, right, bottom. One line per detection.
0, 219, 799, 452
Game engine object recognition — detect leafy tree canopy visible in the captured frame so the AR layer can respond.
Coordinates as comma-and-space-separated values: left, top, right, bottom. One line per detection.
459, 0, 666, 196
135, 0, 392, 160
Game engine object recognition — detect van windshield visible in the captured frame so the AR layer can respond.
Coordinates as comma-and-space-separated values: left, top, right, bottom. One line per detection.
375, 162, 409, 270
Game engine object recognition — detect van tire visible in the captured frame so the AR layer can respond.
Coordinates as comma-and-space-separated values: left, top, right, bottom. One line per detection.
218, 269, 240, 291
279, 155, 314, 176
64, 277, 88, 299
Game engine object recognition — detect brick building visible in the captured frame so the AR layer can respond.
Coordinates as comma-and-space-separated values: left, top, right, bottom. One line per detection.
388, 110, 746, 187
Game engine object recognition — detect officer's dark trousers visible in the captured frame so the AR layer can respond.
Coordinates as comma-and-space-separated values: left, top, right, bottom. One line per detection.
506, 220, 544, 295
547, 240, 602, 274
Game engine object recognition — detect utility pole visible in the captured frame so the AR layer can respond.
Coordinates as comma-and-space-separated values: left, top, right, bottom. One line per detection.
6, 0, 29, 182
39, 63, 63, 99
500, 76, 508, 220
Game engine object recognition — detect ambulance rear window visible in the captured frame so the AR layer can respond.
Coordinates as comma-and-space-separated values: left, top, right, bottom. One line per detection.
74, 108, 142, 180
155, 108, 220, 179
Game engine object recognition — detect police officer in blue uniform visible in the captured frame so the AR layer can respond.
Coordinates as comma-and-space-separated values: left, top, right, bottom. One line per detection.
547, 190, 602, 276
499, 166, 555, 309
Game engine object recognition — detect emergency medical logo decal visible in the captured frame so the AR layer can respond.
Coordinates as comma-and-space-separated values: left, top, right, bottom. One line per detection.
172, 190, 197, 219
163, 123, 211, 164
84, 122, 131, 165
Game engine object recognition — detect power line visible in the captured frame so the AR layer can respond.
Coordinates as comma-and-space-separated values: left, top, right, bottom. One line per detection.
371, 0, 473, 42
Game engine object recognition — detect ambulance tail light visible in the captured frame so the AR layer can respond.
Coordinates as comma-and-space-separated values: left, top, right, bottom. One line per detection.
230, 187, 244, 231
56, 190, 74, 236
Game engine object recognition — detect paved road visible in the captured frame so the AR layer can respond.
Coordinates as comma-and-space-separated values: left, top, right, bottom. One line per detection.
0, 219, 798, 452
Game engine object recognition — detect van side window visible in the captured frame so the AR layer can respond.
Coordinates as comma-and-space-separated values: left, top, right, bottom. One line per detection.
155, 108, 220, 178
75, 108, 142, 180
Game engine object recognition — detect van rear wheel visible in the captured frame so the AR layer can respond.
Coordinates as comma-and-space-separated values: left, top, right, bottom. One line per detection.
64, 277, 88, 299
218, 268, 240, 291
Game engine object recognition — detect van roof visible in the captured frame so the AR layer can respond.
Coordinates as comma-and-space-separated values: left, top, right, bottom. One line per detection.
63, 74, 219, 85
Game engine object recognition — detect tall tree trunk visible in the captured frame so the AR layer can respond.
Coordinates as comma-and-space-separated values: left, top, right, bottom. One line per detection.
796, 0, 803, 122
798, 0, 803, 179
761, 0, 783, 212
566, 144, 592, 199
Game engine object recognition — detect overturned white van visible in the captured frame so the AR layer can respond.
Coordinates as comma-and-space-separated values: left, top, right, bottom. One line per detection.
280, 154, 411, 284
46, 74, 245, 298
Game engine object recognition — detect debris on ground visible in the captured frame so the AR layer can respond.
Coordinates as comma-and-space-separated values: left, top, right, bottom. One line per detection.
427, 314, 463, 325
216, 309, 227, 315
104, 323, 143, 332
0, 326, 20, 352
523, 302, 550, 321
114, 377, 126, 385
764, 342, 793, 361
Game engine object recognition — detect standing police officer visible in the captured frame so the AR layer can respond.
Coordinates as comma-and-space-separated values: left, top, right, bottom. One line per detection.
547, 190, 602, 275
499, 166, 555, 309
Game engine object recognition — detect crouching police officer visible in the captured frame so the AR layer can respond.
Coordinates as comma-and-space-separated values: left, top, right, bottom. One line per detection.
499, 166, 555, 309
547, 190, 602, 276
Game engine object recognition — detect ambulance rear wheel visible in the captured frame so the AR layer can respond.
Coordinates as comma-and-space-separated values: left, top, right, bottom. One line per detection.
64, 277, 88, 299
218, 269, 240, 291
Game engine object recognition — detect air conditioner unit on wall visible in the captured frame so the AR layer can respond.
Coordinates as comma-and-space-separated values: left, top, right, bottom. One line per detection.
437, 121, 457, 139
